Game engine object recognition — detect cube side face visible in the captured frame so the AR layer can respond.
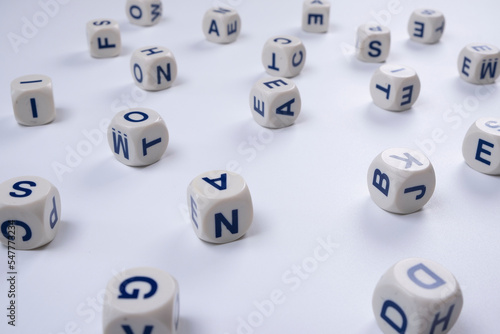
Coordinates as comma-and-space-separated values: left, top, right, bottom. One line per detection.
11, 75, 55, 126
86, 19, 121, 58
462, 117, 500, 175
408, 9, 445, 44
356, 24, 391, 63
373, 258, 463, 334
131, 46, 177, 91
457, 44, 500, 85
126, 0, 162, 26
202, 8, 241, 44
262, 36, 306, 78
302, 0, 331, 33
370, 65, 420, 111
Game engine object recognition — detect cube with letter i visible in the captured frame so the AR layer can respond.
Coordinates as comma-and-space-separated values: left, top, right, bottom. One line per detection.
187, 171, 253, 244
458, 43, 500, 85
462, 117, 500, 175
11, 74, 55, 126
202, 7, 241, 44
86, 19, 121, 58
408, 9, 445, 44
373, 258, 463, 334
126, 0, 162, 26
302, 0, 331, 33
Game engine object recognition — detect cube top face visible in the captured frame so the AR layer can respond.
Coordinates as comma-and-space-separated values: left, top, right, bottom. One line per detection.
11, 74, 55, 126
408, 9, 445, 44
262, 35, 306, 78
103, 267, 179, 334
356, 23, 391, 63
462, 117, 500, 175
380, 148, 431, 172
189, 170, 247, 200
458, 44, 500, 85
131, 46, 177, 91
126, 0, 162, 26
359, 23, 390, 36
378, 64, 417, 79
302, 0, 331, 33
11, 74, 51, 93
202, 7, 241, 44
86, 19, 121, 58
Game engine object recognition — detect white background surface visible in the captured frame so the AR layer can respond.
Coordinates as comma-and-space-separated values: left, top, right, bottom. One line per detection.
1, 0, 500, 333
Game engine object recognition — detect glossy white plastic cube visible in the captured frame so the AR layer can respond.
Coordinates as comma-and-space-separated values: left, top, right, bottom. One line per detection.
356, 23, 391, 63
458, 43, 500, 85
131, 46, 177, 91
187, 170, 253, 244
0, 176, 61, 250
86, 19, 121, 58
370, 64, 421, 111
126, 0, 162, 26
373, 258, 463, 334
107, 108, 169, 167
462, 117, 500, 175
367, 148, 435, 214
202, 7, 241, 44
103, 267, 179, 334
408, 9, 445, 44
262, 35, 306, 78
249, 77, 301, 129
302, 0, 330, 33
11, 74, 55, 126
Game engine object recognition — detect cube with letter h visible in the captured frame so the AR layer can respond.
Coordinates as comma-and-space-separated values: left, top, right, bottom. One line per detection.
131, 46, 178, 91
356, 23, 391, 63
458, 43, 500, 85
11, 74, 55, 126
370, 64, 421, 111
462, 117, 500, 175
302, 0, 331, 33
187, 170, 253, 244
107, 108, 169, 167
202, 7, 241, 44
0, 176, 61, 250
367, 148, 435, 214
373, 258, 463, 334
408, 9, 445, 44
262, 35, 306, 78
126, 0, 162, 26
103, 267, 180, 334
86, 19, 121, 58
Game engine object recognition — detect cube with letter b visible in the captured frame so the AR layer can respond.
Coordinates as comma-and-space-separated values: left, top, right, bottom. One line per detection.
458, 43, 500, 85
187, 170, 253, 244
462, 117, 500, 175
11, 74, 55, 126
373, 258, 463, 334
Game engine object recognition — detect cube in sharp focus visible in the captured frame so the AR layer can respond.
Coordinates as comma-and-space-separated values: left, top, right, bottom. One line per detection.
367, 148, 435, 214
373, 258, 463, 334
86, 19, 121, 58
370, 64, 420, 111
0, 176, 61, 250
458, 43, 500, 85
187, 170, 253, 244
462, 117, 500, 175
103, 267, 179, 334
250, 77, 301, 129
131, 46, 177, 91
107, 108, 169, 167
356, 23, 391, 63
302, 0, 331, 33
202, 7, 241, 44
11, 75, 55, 126
126, 0, 162, 26
408, 9, 445, 44
262, 35, 306, 78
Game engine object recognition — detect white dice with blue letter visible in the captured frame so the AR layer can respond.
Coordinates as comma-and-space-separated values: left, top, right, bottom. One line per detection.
356, 23, 390, 63
250, 77, 301, 129
373, 258, 463, 334
262, 35, 306, 78
131, 46, 177, 91
302, 0, 330, 33
370, 64, 421, 111
408, 9, 445, 44
367, 148, 435, 214
86, 19, 121, 58
107, 108, 169, 167
11, 74, 55, 126
126, 0, 162, 26
187, 170, 253, 244
103, 267, 180, 334
462, 117, 500, 175
458, 43, 500, 85
202, 7, 241, 44
0, 176, 61, 250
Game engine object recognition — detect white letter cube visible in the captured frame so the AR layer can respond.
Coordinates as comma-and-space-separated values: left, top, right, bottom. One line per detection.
103, 267, 179, 334
356, 23, 391, 63
462, 117, 500, 175
370, 64, 421, 111
373, 258, 463, 334
202, 7, 241, 44
11, 74, 55, 126
131, 46, 177, 91
107, 108, 169, 167
408, 9, 445, 44
187, 170, 253, 244
302, 0, 331, 33
458, 43, 500, 85
262, 35, 306, 78
367, 148, 435, 214
0, 176, 61, 250
86, 19, 121, 58
126, 0, 162, 26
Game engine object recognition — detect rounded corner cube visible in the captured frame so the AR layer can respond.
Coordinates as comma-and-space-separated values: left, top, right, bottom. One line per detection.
373, 257, 463, 334
11, 74, 55, 126
262, 35, 306, 78
356, 23, 391, 63
458, 43, 500, 85
187, 170, 253, 244
302, 0, 331, 33
126, 0, 162, 26
103, 267, 179, 334
367, 148, 435, 214
130, 46, 178, 91
0, 176, 61, 250
202, 7, 241, 44
462, 117, 500, 175
408, 9, 445, 44
86, 19, 121, 58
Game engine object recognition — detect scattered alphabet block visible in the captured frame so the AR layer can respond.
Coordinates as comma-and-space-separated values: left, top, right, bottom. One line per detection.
86, 19, 121, 58
11, 74, 55, 126
458, 43, 500, 85
202, 7, 241, 44
408, 9, 445, 44
130, 46, 178, 91
356, 23, 390, 63
463, 117, 500, 175
262, 35, 306, 78
126, 0, 162, 26
302, 0, 331, 33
